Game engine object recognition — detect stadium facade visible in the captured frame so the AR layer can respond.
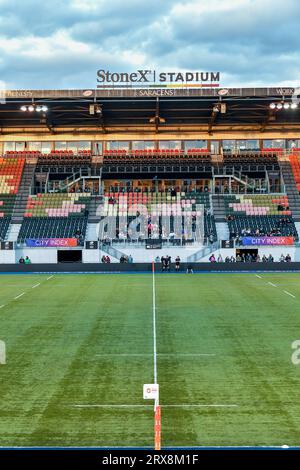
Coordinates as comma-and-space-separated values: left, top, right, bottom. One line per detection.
1, 86, 300, 268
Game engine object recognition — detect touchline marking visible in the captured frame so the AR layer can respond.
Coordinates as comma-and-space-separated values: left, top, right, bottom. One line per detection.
71, 404, 238, 409
268, 282, 278, 287
14, 292, 25, 300
284, 290, 296, 298
47, 275, 54, 280
255, 275, 262, 279
32, 283, 40, 289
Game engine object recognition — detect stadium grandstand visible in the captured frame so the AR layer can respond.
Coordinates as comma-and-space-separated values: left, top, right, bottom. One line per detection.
3, 85, 300, 451
0, 86, 300, 267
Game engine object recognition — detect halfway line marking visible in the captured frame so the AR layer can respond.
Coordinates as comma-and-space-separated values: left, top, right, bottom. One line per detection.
14, 292, 25, 300
284, 290, 296, 298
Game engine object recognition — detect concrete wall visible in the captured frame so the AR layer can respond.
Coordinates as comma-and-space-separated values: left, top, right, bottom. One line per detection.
15, 248, 58, 264
1, 245, 299, 265
201, 245, 296, 262
82, 249, 100, 263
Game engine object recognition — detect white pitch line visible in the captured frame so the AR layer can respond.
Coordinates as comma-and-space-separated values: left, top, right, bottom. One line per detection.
284, 290, 296, 298
255, 274, 262, 279
71, 404, 238, 409
268, 282, 278, 288
152, 264, 158, 385
95, 353, 216, 357
47, 275, 54, 280
0, 305, 5, 309
14, 292, 25, 300
32, 283, 40, 289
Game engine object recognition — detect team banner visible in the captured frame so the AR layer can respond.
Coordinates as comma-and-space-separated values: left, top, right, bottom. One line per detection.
242, 236, 294, 246
25, 238, 78, 247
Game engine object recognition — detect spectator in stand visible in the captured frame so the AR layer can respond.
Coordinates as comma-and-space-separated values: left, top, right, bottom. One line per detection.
19, 256, 25, 264
262, 255, 268, 263
268, 254, 274, 262
285, 254, 292, 262
209, 254, 216, 262
128, 254, 133, 264
279, 254, 285, 262
101, 255, 106, 263
155, 255, 160, 263
225, 256, 231, 263
230, 256, 236, 263
217, 254, 223, 263
24, 256, 31, 264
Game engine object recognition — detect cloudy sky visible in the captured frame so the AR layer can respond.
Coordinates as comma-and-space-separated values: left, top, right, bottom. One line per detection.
0, 0, 299, 89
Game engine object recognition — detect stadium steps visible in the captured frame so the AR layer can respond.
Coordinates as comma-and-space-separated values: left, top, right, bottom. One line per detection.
85, 223, 99, 241
279, 161, 300, 221
216, 222, 230, 241
187, 241, 219, 262
11, 161, 37, 223
5, 223, 21, 242
88, 195, 104, 223
212, 194, 227, 222
101, 243, 127, 261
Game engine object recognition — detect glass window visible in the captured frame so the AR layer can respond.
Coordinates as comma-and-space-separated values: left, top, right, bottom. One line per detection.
77, 141, 91, 150
28, 141, 41, 151
263, 139, 285, 149
55, 141, 67, 150
66, 142, 78, 153
4, 142, 15, 152
41, 142, 52, 154
15, 142, 25, 151
287, 139, 300, 149
106, 141, 130, 151
159, 141, 181, 150
222, 140, 236, 151
132, 141, 155, 150
237, 140, 259, 150
184, 140, 208, 150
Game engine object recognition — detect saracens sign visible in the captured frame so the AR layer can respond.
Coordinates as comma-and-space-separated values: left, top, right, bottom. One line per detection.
96, 69, 220, 88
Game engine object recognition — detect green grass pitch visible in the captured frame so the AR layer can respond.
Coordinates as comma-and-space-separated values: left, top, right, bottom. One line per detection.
1, 272, 300, 447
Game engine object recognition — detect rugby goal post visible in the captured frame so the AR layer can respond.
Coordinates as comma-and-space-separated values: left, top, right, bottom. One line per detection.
143, 384, 161, 450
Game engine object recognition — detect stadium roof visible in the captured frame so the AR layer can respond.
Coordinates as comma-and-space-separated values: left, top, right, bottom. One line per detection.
0, 87, 299, 134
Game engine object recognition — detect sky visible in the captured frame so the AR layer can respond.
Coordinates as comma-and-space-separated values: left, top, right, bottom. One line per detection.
0, 0, 300, 89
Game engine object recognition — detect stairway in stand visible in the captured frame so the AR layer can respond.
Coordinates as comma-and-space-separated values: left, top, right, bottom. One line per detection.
212, 194, 227, 222
11, 161, 37, 223
279, 160, 300, 222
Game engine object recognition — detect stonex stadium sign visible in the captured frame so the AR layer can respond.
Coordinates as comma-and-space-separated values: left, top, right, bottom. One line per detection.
96, 69, 220, 89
